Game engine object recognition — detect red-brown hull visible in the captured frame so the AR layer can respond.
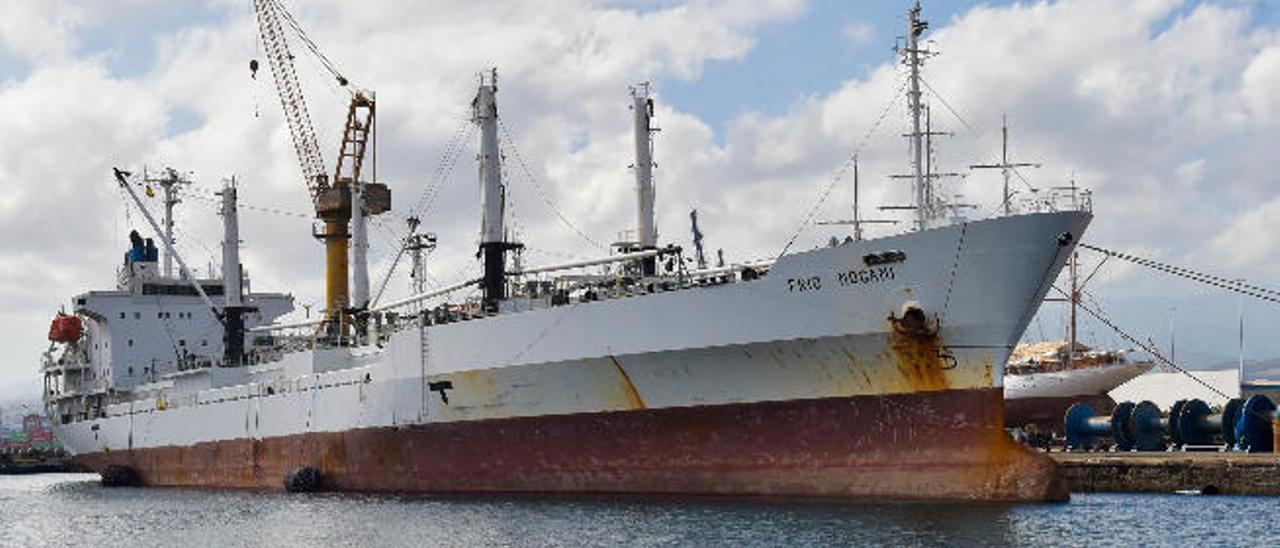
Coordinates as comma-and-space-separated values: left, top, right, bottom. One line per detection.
77, 387, 1067, 502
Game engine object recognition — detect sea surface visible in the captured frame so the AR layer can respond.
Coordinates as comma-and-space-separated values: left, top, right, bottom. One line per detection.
0, 474, 1274, 547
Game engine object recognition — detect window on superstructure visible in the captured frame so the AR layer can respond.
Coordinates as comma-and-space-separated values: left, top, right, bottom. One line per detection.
119, 312, 125, 319
201, 340, 207, 347
179, 340, 186, 347
134, 312, 140, 320
127, 339, 133, 347
127, 366, 133, 376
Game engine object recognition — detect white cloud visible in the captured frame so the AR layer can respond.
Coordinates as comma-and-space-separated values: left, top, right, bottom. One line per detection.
1204, 195, 1280, 276
0, 1, 83, 62
7, 0, 1280, 392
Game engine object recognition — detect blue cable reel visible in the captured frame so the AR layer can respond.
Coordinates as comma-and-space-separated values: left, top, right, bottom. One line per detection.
1110, 401, 1137, 451
1221, 398, 1244, 447
1234, 394, 1276, 453
1167, 399, 1188, 447
1065, 401, 1138, 451
1128, 400, 1166, 452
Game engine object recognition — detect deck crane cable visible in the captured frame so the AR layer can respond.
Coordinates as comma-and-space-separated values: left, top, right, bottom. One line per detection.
497, 118, 606, 250
1078, 243, 1280, 305
774, 75, 909, 260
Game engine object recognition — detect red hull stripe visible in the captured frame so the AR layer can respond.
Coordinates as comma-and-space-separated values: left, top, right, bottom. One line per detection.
79, 387, 1067, 502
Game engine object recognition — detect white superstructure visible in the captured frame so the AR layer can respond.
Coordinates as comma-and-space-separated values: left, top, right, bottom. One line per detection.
42, 176, 293, 424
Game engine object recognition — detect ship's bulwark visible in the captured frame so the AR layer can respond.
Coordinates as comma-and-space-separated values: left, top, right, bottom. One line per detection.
78, 387, 1066, 502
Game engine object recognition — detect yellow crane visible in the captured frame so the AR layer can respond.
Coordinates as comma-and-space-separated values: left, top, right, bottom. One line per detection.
252, 0, 389, 339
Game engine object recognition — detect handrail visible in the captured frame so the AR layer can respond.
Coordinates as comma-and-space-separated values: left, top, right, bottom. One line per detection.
251, 249, 676, 333
370, 278, 480, 313
686, 260, 773, 278
247, 317, 323, 333
508, 249, 663, 277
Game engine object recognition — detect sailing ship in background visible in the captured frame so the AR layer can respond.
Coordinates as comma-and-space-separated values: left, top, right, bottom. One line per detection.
1004, 245, 1153, 434
41, 2, 1089, 501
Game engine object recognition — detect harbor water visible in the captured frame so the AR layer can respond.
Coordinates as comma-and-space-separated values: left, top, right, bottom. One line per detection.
0, 474, 1274, 547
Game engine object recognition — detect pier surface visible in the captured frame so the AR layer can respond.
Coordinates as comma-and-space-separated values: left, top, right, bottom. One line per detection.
1053, 452, 1280, 495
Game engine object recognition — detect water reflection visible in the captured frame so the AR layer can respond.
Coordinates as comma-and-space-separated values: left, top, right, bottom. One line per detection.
0, 475, 1272, 547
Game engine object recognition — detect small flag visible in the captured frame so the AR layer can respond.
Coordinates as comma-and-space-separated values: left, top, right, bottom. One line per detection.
145, 185, 155, 198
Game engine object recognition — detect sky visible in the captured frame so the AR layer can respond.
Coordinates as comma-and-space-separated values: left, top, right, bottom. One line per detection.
2, 0, 1280, 399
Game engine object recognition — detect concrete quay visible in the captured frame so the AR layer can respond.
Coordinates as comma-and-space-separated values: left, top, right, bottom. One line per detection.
1052, 452, 1280, 495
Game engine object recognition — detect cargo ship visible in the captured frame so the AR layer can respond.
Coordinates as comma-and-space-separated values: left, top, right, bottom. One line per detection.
41, 2, 1087, 501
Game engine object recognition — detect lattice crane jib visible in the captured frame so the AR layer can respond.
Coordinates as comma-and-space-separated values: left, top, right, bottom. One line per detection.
252, 0, 328, 201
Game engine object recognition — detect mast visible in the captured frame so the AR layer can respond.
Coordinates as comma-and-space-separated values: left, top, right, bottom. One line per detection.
146, 168, 192, 278
221, 179, 243, 307
1237, 278, 1246, 383
632, 83, 658, 275
1068, 250, 1078, 367
971, 116, 1040, 215
219, 178, 247, 366
905, 1, 927, 231
1000, 120, 1010, 215
819, 155, 896, 237
474, 68, 507, 311
404, 217, 438, 295
351, 182, 369, 310
853, 158, 862, 241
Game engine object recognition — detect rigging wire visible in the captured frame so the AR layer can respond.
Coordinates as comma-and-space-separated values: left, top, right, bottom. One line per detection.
368, 119, 475, 307
919, 76, 1041, 215
268, 0, 348, 86
1078, 243, 1280, 305
774, 75, 908, 260
184, 190, 312, 219
1049, 284, 1249, 409
497, 118, 605, 251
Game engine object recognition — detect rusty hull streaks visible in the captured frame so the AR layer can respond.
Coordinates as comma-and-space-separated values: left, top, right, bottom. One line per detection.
886, 309, 951, 392
75, 388, 1067, 502
607, 355, 646, 410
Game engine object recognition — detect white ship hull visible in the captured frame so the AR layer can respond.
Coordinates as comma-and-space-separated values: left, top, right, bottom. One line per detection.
1004, 362, 1152, 400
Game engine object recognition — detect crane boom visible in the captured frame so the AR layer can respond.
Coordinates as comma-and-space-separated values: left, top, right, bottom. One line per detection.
253, 0, 328, 198
252, 0, 390, 340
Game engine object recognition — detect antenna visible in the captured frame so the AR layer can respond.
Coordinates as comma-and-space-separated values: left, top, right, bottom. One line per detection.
970, 115, 1041, 215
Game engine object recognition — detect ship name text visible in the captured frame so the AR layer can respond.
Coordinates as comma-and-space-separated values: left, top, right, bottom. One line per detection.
786, 266, 895, 293
836, 266, 895, 287
787, 276, 822, 292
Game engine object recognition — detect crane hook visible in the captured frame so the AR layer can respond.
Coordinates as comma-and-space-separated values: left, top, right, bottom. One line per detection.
249, 59, 259, 79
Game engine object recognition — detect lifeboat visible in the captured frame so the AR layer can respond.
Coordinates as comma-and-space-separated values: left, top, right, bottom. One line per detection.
48, 314, 83, 343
